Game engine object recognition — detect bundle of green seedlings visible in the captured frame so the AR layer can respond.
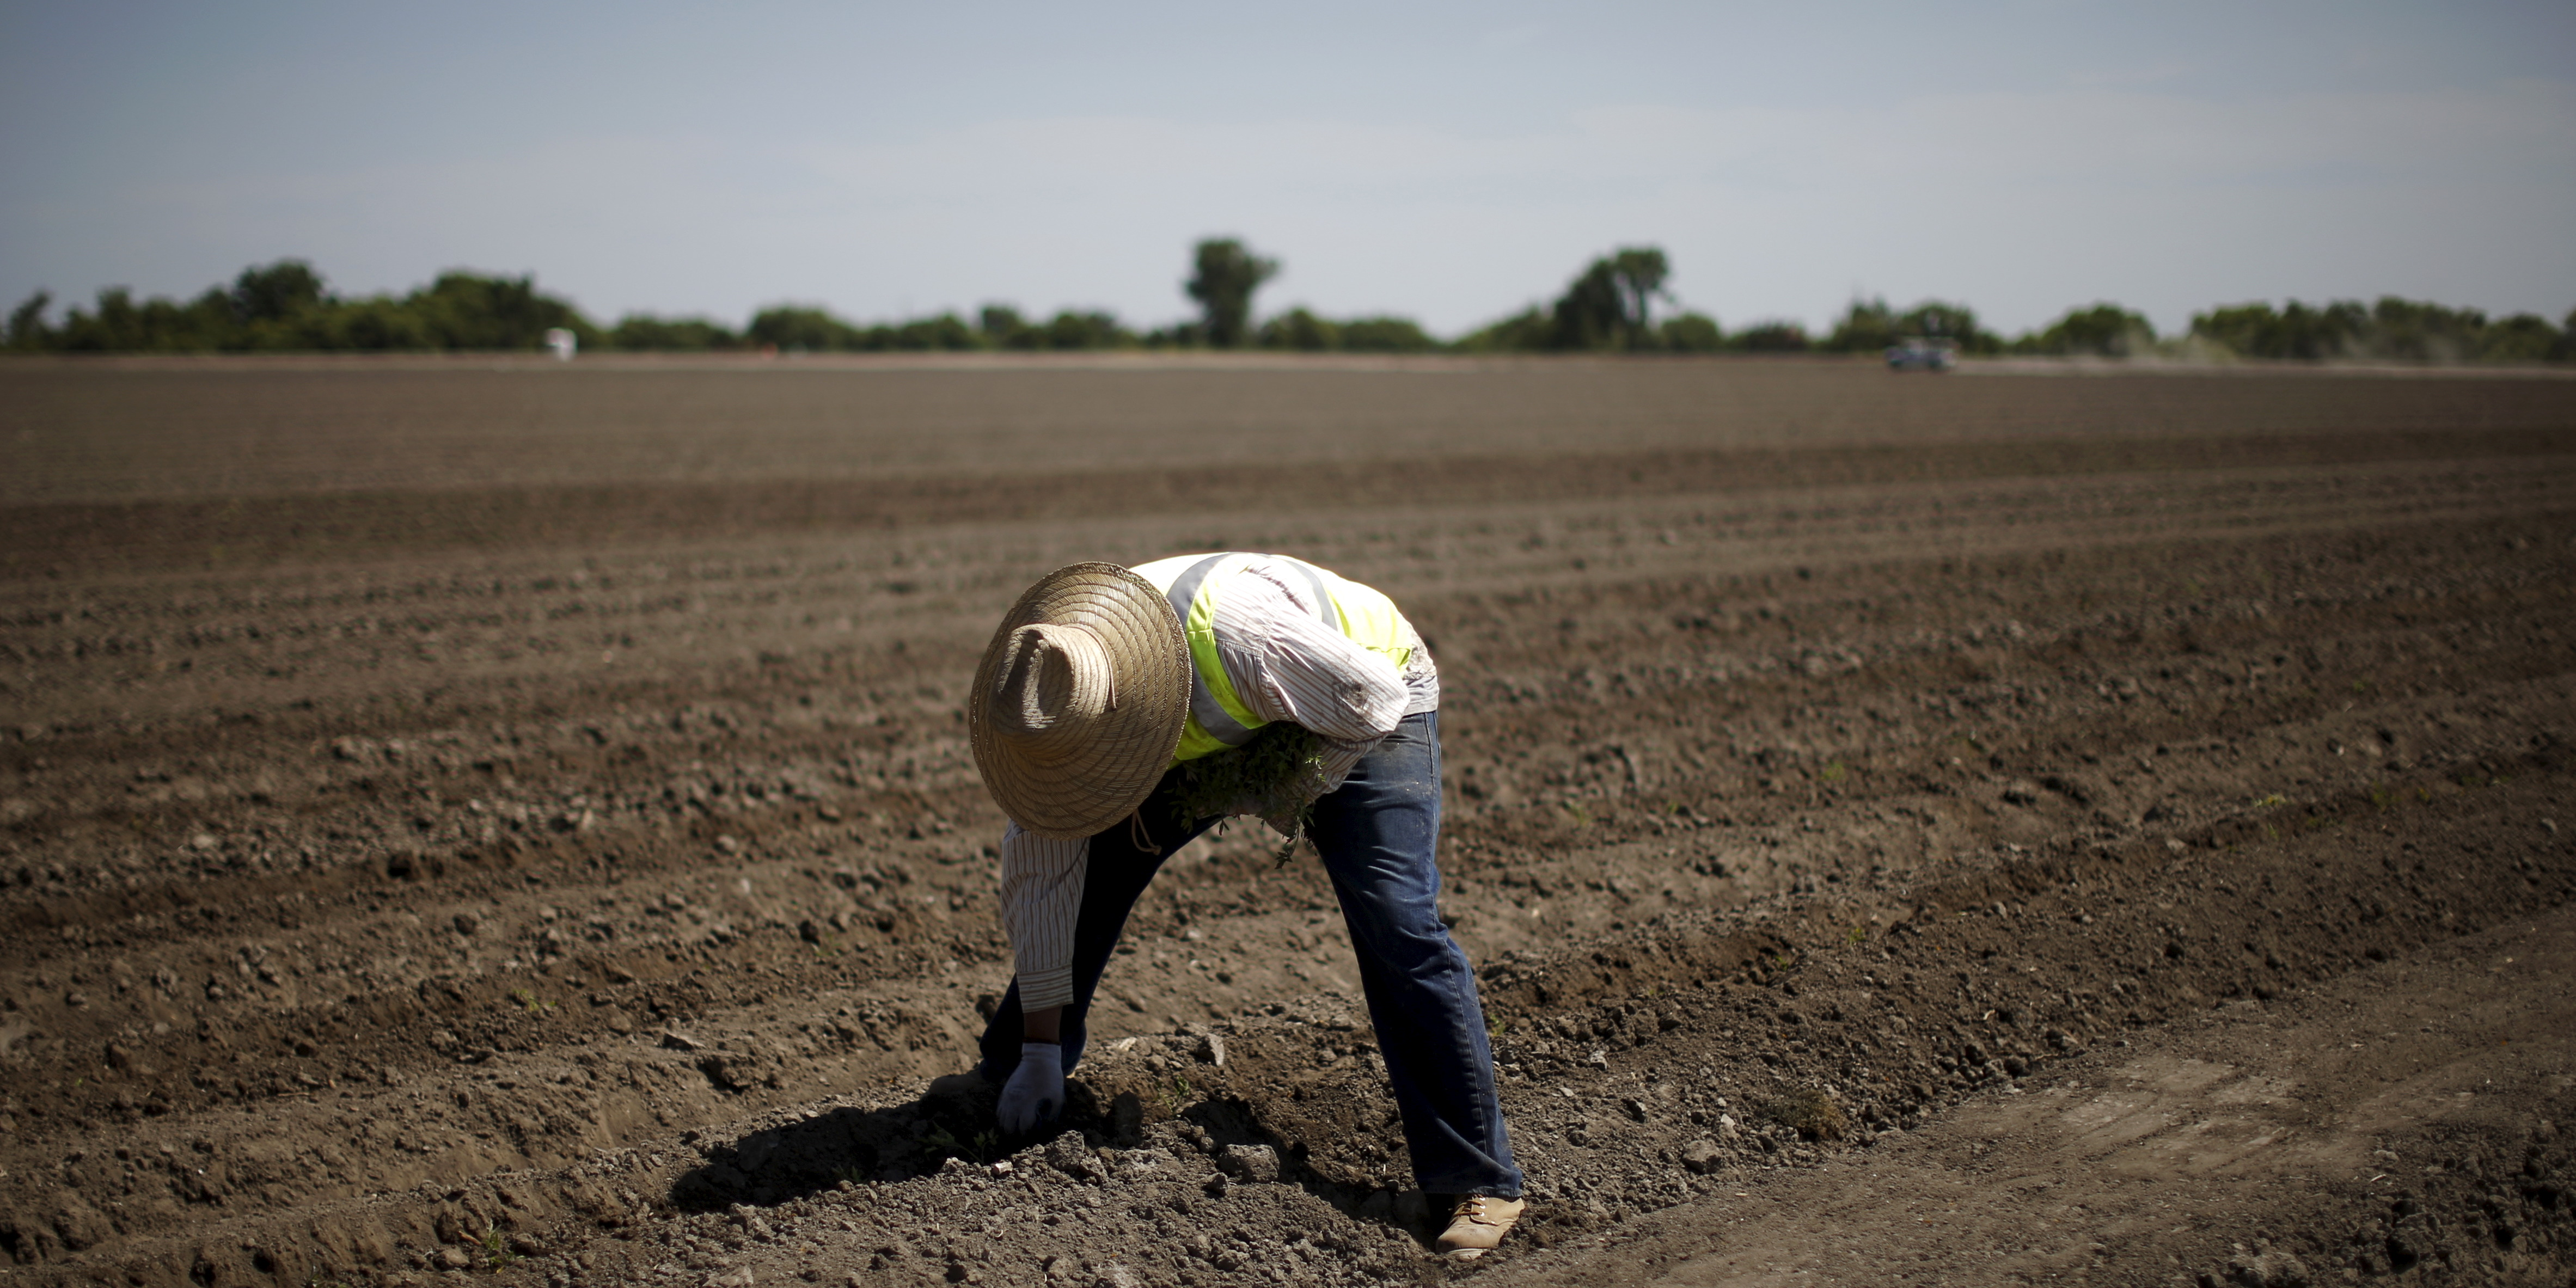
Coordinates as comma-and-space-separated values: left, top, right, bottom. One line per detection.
1170, 722, 1330, 863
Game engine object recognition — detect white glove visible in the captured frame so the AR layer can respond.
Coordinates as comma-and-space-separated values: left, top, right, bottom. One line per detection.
997, 1041, 1065, 1134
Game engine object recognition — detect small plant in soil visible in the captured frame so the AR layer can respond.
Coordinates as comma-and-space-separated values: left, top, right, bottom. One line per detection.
1757, 1088, 1850, 1142
917, 1124, 962, 1163
478, 1225, 517, 1269
509, 988, 554, 1015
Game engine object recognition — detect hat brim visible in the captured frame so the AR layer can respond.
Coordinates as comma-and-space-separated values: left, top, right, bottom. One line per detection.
969, 563, 1190, 839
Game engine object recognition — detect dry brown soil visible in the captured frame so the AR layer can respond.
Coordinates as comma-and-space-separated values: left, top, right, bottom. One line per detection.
0, 354, 2570, 1287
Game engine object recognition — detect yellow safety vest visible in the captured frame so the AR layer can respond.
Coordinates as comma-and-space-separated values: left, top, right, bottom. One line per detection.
1129, 553, 1414, 765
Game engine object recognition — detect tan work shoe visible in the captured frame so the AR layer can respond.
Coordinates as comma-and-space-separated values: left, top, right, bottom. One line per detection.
1435, 1193, 1527, 1259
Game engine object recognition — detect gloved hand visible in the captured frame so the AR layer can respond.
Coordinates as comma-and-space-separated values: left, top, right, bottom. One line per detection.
997, 1041, 1065, 1135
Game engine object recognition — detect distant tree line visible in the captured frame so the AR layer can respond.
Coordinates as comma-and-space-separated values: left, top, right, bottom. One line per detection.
8, 245, 2572, 364
2181, 297, 2572, 363
2, 261, 597, 354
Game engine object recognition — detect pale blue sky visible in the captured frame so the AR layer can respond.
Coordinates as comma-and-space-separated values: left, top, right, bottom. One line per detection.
4, 1, 2571, 337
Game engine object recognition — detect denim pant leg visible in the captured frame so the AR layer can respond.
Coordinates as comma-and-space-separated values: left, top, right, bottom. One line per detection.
977, 771, 1220, 1081
1311, 710, 1524, 1198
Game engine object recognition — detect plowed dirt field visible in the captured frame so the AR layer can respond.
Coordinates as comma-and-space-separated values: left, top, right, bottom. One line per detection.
1, 355, 2570, 1287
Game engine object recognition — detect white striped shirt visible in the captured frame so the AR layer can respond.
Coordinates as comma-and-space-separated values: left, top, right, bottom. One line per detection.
999, 556, 1437, 1011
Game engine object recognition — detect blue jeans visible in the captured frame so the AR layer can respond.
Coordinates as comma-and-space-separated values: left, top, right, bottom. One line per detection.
976, 711, 1522, 1198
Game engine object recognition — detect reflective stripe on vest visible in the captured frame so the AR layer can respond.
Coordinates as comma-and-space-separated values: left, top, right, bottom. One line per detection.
1129, 552, 1413, 764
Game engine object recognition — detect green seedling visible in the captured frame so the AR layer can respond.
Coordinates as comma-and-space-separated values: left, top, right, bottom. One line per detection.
1562, 802, 1592, 827
479, 1225, 517, 1269
2252, 793, 2285, 808
510, 988, 555, 1015
1847, 924, 1868, 944
1820, 761, 1847, 783
2368, 784, 2398, 811
1757, 1088, 1851, 1142
915, 1124, 998, 1165
1172, 722, 1327, 864
832, 1164, 868, 1187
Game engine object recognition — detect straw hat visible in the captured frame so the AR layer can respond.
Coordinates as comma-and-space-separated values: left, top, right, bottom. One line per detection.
968, 562, 1191, 839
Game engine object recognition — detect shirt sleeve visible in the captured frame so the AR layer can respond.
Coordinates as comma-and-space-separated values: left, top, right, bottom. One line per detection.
997, 822, 1086, 1011
1209, 566, 1412, 827
1216, 567, 1411, 745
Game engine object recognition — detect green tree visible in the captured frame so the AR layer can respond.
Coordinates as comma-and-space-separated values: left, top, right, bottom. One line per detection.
2369, 297, 2487, 361
1657, 312, 1723, 353
2190, 300, 2368, 360
978, 305, 1029, 347
747, 305, 858, 352
2018, 303, 2155, 357
1727, 321, 1810, 352
1258, 307, 1336, 352
1458, 246, 1679, 353
407, 271, 596, 350
229, 260, 326, 325
6, 290, 53, 350
1185, 238, 1278, 348
1455, 306, 1552, 353
609, 314, 743, 351
1899, 300, 1994, 353
1041, 310, 1129, 349
870, 312, 981, 351
53, 285, 238, 352
1549, 246, 1669, 350
314, 296, 435, 351
1609, 249, 1671, 330
1822, 298, 1899, 353
1338, 315, 1436, 353
2477, 313, 2560, 363
1822, 297, 1996, 354
1550, 261, 1625, 349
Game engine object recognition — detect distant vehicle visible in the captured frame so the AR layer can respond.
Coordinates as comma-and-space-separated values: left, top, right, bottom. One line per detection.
1885, 337, 1956, 372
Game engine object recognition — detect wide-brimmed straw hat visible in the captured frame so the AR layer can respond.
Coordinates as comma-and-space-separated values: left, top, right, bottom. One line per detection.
968, 562, 1191, 839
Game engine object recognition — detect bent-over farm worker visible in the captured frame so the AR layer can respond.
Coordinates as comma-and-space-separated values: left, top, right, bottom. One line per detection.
964, 554, 1526, 1259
